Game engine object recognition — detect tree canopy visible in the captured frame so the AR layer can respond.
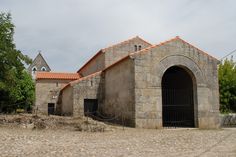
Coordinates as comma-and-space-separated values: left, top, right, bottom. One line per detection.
218, 58, 236, 113
0, 12, 34, 112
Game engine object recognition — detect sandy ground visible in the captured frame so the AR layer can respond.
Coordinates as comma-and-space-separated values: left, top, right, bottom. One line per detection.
0, 127, 235, 157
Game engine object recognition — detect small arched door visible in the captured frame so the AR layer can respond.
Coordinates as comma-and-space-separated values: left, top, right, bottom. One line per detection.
162, 66, 195, 127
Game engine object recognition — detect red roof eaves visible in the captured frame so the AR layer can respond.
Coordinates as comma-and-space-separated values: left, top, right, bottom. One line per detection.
60, 83, 71, 92
130, 36, 178, 57
176, 37, 219, 61
60, 83, 72, 93
36, 72, 81, 80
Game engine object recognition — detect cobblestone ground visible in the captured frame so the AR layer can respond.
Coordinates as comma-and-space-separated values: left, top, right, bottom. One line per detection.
0, 127, 235, 157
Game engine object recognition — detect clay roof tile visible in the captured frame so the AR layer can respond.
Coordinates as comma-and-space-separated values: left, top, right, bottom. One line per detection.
36, 72, 81, 80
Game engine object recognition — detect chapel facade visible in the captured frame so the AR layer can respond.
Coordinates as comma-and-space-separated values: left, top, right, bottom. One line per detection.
35, 36, 220, 129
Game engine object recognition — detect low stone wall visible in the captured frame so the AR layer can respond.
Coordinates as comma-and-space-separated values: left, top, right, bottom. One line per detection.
220, 114, 236, 127
72, 72, 103, 117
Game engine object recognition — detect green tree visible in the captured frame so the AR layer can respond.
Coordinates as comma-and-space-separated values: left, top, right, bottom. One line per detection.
0, 12, 34, 112
18, 70, 35, 110
218, 58, 236, 113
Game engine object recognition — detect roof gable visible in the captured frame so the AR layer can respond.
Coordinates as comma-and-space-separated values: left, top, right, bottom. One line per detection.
28, 52, 51, 71
102, 36, 152, 51
130, 36, 219, 61
77, 36, 152, 73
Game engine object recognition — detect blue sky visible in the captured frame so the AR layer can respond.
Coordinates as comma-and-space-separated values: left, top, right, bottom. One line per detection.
1, 0, 236, 72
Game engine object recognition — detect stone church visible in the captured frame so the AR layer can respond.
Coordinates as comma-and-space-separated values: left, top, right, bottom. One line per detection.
34, 36, 220, 129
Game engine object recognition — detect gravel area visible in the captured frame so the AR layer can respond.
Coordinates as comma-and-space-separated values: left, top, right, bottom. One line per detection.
0, 127, 235, 157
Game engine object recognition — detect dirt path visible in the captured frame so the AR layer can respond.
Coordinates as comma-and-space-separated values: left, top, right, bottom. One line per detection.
0, 127, 235, 157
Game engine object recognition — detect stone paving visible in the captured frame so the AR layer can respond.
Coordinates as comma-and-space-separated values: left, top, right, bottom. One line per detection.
0, 127, 235, 157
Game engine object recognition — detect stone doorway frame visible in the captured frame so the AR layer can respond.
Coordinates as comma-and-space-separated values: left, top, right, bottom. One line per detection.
161, 65, 196, 127
156, 55, 206, 128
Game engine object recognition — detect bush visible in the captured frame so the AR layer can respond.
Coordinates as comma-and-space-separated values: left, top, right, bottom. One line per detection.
218, 58, 236, 113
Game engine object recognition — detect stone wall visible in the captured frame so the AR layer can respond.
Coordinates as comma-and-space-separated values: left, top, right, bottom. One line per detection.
79, 52, 105, 77
132, 38, 220, 129
104, 37, 151, 68
72, 72, 103, 117
35, 79, 74, 114
103, 58, 135, 126
61, 86, 73, 116
79, 37, 151, 77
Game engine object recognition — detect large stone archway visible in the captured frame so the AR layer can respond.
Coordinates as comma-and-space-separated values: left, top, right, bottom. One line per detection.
154, 55, 206, 128
162, 66, 195, 127
134, 53, 219, 129
158, 55, 205, 85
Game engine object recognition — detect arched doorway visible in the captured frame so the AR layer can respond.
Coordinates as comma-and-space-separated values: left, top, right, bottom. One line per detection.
162, 66, 195, 127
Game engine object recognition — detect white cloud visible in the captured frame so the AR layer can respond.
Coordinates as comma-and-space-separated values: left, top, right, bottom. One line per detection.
1, 0, 236, 71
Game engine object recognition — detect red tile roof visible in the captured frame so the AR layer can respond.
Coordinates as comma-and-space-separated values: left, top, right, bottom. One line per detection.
36, 72, 81, 80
